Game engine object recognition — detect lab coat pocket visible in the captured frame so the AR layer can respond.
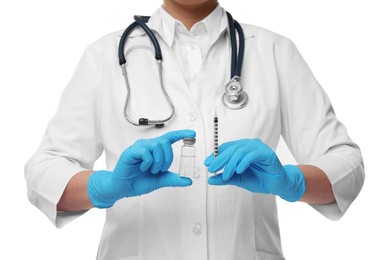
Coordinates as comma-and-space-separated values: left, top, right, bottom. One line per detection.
98, 198, 141, 259
256, 251, 285, 260
213, 187, 256, 259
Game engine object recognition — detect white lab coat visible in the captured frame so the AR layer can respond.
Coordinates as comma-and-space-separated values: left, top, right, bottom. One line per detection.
25, 8, 364, 260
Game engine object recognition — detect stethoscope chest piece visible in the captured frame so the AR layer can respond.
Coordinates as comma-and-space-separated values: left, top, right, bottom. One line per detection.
222, 76, 248, 110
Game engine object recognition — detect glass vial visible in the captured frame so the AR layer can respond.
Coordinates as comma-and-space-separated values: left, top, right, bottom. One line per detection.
179, 138, 196, 177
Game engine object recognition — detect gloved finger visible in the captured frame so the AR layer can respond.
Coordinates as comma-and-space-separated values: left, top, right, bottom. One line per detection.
260, 154, 284, 175
160, 138, 174, 172
208, 144, 238, 172
117, 146, 153, 174
236, 150, 258, 174
155, 171, 193, 189
208, 174, 242, 187
150, 142, 165, 174
209, 174, 260, 194
218, 140, 240, 153
161, 129, 196, 144
207, 153, 231, 172
208, 174, 225, 185
121, 143, 149, 164
204, 152, 215, 167
140, 150, 154, 172
222, 148, 247, 181
205, 140, 245, 169
250, 141, 276, 165
206, 139, 247, 169
204, 141, 238, 168
238, 147, 283, 175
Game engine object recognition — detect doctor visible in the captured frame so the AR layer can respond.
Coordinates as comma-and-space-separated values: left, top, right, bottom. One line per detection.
25, 0, 364, 259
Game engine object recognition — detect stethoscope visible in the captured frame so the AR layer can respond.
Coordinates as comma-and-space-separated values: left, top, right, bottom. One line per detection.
118, 11, 247, 127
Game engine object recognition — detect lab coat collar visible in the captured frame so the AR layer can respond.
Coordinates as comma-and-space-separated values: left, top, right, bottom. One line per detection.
120, 5, 252, 43
150, 4, 227, 49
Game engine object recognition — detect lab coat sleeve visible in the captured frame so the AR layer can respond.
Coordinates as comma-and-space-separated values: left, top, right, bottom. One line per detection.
25, 43, 104, 228
275, 38, 364, 220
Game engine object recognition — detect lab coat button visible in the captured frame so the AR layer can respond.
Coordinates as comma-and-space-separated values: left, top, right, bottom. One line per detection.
188, 112, 197, 121
193, 167, 200, 178
192, 223, 202, 235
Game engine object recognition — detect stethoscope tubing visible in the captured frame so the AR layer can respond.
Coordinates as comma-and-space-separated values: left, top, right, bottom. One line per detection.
226, 12, 237, 78
234, 20, 245, 78
133, 16, 162, 60
118, 11, 246, 126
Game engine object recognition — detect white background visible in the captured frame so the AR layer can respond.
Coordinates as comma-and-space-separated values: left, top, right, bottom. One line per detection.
1, 0, 389, 259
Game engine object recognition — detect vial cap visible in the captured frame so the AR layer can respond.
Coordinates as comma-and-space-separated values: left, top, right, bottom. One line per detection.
183, 137, 196, 145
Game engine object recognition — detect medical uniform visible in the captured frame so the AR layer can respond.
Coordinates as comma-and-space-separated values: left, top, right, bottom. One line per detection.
25, 5, 364, 260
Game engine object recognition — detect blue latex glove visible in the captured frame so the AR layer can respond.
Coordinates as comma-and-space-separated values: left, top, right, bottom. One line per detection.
205, 138, 306, 202
88, 129, 196, 208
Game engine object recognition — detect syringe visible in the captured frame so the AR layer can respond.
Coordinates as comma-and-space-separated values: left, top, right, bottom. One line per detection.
214, 108, 218, 157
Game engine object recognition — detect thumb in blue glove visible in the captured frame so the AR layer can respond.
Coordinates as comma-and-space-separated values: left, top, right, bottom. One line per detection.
88, 129, 196, 208
205, 138, 306, 202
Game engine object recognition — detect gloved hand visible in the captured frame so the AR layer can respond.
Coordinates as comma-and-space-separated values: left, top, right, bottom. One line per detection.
205, 138, 306, 202
88, 129, 196, 208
